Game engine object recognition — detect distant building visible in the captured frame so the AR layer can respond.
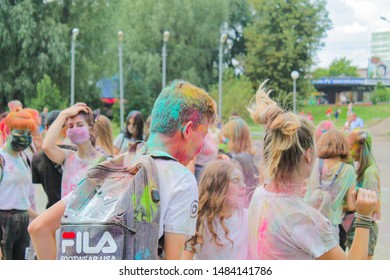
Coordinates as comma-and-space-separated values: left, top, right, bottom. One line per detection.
311, 77, 390, 104
372, 31, 390, 61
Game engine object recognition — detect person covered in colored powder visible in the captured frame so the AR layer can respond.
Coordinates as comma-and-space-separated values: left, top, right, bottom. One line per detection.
305, 129, 357, 245
0, 110, 39, 259
247, 81, 378, 260
41, 103, 107, 198
345, 129, 381, 259
29, 80, 216, 260
183, 160, 251, 259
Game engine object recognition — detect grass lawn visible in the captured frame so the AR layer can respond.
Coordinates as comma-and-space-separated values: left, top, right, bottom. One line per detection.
299, 103, 390, 129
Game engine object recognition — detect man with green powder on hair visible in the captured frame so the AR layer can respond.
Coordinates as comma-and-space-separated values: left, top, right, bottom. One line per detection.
145, 80, 216, 259
28, 80, 216, 260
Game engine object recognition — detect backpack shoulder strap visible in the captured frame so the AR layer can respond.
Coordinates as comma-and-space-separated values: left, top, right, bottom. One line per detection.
119, 133, 126, 151
329, 162, 345, 188
318, 159, 324, 184
0, 152, 5, 182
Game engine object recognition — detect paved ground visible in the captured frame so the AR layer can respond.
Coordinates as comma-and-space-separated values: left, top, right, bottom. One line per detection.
365, 118, 390, 260
33, 118, 390, 259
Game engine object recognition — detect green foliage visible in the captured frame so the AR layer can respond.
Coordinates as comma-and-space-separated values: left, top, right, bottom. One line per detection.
209, 70, 254, 122
312, 57, 359, 78
244, 0, 331, 95
113, 0, 230, 118
371, 82, 390, 105
30, 74, 67, 112
0, 0, 69, 110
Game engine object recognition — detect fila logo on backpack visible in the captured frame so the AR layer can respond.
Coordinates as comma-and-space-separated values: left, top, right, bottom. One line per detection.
59, 228, 120, 260
57, 142, 175, 260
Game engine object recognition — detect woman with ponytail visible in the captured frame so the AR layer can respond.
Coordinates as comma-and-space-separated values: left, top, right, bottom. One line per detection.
0, 110, 39, 259
345, 129, 380, 259
247, 81, 378, 260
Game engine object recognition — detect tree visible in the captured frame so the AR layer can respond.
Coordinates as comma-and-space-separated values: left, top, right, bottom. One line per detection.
243, 0, 331, 97
0, 0, 69, 111
371, 82, 390, 105
209, 70, 254, 122
312, 57, 359, 78
30, 74, 68, 112
112, 0, 230, 116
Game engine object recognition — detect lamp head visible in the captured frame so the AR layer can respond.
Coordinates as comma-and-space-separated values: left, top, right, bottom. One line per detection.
118, 31, 124, 42
163, 31, 170, 42
291, 70, 299, 80
72, 28, 79, 40
220, 33, 228, 44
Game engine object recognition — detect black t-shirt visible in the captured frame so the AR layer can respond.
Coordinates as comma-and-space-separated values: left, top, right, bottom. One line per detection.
32, 145, 76, 209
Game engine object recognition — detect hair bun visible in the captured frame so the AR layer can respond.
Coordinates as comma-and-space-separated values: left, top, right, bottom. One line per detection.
269, 112, 300, 136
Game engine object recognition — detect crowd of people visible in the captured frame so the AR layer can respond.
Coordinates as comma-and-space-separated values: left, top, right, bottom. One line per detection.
0, 80, 381, 260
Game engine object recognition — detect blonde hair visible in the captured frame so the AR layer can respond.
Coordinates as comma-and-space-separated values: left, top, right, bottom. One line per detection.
95, 115, 114, 155
248, 81, 315, 188
316, 129, 350, 161
222, 117, 254, 154
187, 160, 243, 250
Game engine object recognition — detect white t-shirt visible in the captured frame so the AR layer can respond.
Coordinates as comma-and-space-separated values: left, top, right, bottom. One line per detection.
0, 149, 35, 210
113, 133, 136, 155
248, 186, 337, 260
191, 208, 251, 260
62, 156, 198, 238
61, 150, 105, 198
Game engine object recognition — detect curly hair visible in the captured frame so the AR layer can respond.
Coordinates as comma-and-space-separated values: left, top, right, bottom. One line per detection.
187, 160, 243, 252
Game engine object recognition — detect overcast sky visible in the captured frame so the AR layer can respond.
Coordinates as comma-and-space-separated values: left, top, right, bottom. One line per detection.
315, 0, 390, 69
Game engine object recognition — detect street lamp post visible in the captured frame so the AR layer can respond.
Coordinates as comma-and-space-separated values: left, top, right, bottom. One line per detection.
380, 16, 390, 23
291, 70, 299, 114
70, 28, 79, 106
118, 31, 124, 131
162, 31, 170, 90
218, 33, 227, 119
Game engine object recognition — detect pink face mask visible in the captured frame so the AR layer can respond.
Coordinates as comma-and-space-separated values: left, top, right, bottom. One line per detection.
67, 126, 91, 146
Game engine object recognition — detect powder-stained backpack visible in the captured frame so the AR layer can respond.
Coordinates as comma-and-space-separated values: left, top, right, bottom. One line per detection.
306, 159, 345, 219
57, 142, 173, 260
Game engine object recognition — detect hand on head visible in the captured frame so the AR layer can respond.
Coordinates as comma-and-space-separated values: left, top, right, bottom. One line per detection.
63, 103, 88, 118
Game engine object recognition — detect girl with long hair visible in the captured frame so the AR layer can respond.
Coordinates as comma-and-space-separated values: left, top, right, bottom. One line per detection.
0, 110, 39, 259
222, 117, 259, 205
183, 160, 250, 259
95, 114, 114, 156
113, 110, 144, 155
247, 82, 377, 260
345, 129, 380, 259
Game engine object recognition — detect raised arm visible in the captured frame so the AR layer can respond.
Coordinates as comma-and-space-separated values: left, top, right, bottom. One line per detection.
317, 188, 377, 260
42, 103, 87, 164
